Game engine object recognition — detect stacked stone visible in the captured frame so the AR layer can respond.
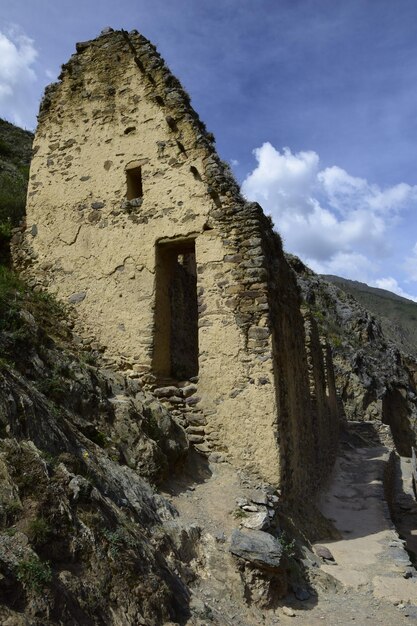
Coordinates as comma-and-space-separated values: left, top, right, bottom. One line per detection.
120, 30, 274, 361
150, 378, 211, 453
302, 308, 340, 488
119, 30, 284, 466
17, 28, 342, 490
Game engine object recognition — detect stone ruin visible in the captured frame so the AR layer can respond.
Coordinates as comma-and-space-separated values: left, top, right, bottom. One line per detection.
14, 28, 340, 494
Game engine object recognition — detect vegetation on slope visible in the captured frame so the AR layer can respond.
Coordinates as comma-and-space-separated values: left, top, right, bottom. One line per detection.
0, 258, 193, 623
0, 119, 33, 263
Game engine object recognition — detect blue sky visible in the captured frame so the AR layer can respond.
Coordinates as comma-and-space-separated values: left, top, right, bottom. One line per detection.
1, 0, 417, 299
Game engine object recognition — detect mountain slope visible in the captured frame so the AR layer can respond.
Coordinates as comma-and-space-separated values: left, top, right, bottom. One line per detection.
287, 255, 417, 456
324, 275, 417, 359
0, 266, 195, 624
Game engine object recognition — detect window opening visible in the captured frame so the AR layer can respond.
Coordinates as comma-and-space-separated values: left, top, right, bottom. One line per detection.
153, 239, 199, 380
126, 165, 143, 200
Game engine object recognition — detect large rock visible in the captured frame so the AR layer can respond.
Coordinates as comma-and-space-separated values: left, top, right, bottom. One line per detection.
230, 528, 283, 570
241, 509, 270, 531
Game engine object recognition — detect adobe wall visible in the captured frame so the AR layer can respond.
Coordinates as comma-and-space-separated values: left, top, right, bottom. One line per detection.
15, 29, 339, 492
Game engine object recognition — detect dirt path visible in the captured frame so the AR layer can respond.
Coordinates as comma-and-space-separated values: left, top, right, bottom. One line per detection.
162, 446, 417, 625
308, 444, 417, 622
315, 445, 417, 600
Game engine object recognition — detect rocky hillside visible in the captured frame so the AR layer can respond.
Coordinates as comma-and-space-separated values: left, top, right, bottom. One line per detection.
287, 255, 417, 456
324, 274, 417, 359
0, 265, 198, 624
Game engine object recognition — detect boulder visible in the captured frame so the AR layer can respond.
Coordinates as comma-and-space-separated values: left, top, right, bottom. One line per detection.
230, 528, 283, 570
241, 510, 270, 531
314, 545, 335, 561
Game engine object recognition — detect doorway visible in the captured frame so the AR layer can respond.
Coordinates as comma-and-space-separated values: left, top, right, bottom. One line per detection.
153, 238, 199, 380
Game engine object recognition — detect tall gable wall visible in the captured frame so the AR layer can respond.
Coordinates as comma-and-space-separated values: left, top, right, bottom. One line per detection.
15, 29, 339, 493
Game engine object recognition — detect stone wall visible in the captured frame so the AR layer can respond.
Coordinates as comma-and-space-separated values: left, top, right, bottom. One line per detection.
15, 28, 340, 493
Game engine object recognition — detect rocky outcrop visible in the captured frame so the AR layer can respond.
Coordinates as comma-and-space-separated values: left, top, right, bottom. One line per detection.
287, 254, 417, 455
0, 272, 196, 625
324, 274, 417, 359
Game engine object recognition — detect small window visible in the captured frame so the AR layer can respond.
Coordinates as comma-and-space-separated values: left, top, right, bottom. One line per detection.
126, 165, 142, 200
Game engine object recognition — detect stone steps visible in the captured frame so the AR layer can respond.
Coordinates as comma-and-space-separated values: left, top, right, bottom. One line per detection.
149, 376, 213, 456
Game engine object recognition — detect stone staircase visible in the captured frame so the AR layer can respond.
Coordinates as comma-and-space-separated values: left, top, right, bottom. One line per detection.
148, 376, 212, 455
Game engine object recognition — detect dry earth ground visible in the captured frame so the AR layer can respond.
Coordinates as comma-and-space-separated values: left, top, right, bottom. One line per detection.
163, 443, 417, 625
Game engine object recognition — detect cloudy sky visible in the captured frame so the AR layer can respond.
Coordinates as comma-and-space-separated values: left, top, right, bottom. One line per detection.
1, 0, 417, 300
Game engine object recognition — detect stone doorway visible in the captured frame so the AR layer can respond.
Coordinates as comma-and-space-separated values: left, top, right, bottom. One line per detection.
152, 238, 199, 380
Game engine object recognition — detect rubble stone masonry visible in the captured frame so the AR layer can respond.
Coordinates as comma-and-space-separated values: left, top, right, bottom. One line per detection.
14, 29, 339, 493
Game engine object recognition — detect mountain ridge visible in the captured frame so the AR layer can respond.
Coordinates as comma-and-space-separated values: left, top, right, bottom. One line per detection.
323, 273, 417, 359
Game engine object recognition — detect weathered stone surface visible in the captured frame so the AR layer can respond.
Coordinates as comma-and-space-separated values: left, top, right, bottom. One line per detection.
186, 413, 207, 426
185, 425, 205, 435
250, 490, 268, 505
181, 384, 198, 398
242, 504, 258, 512
314, 545, 335, 561
16, 28, 340, 493
153, 386, 179, 398
241, 510, 270, 531
230, 529, 283, 570
282, 606, 296, 617
0, 289, 192, 625
67, 291, 86, 304
188, 434, 205, 444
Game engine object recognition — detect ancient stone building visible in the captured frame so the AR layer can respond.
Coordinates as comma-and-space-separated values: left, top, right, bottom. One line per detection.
16, 29, 339, 492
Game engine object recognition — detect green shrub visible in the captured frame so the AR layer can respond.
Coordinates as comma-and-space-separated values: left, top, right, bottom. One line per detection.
103, 527, 139, 557
0, 221, 12, 238
27, 517, 51, 545
5, 499, 22, 524
0, 138, 12, 157
329, 334, 343, 349
0, 266, 24, 333
16, 556, 52, 591
0, 170, 27, 228
36, 375, 66, 400
279, 531, 296, 557
0, 265, 23, 296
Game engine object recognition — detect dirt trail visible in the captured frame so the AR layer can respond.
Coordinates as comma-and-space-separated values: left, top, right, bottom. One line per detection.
163, 447, 417, 625
303, 442, 417, 624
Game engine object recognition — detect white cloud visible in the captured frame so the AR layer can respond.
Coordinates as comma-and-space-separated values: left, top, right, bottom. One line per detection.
0, 27, 38, 126
244, 144, 319, 216
318, 166, 417, 216
404, 243, 417, 283
242, 143, 417, 293
373, 277, 417, 302
305, 252, 376, 281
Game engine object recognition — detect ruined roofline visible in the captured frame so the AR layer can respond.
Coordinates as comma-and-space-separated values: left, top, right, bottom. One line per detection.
37, 27, 246, 212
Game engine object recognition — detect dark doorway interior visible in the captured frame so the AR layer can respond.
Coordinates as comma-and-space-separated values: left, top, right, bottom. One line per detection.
126, 165, 143, 200
153, 239, 199, 380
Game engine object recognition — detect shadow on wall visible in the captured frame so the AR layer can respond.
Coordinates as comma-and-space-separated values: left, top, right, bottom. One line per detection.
383, 388, 415, 457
